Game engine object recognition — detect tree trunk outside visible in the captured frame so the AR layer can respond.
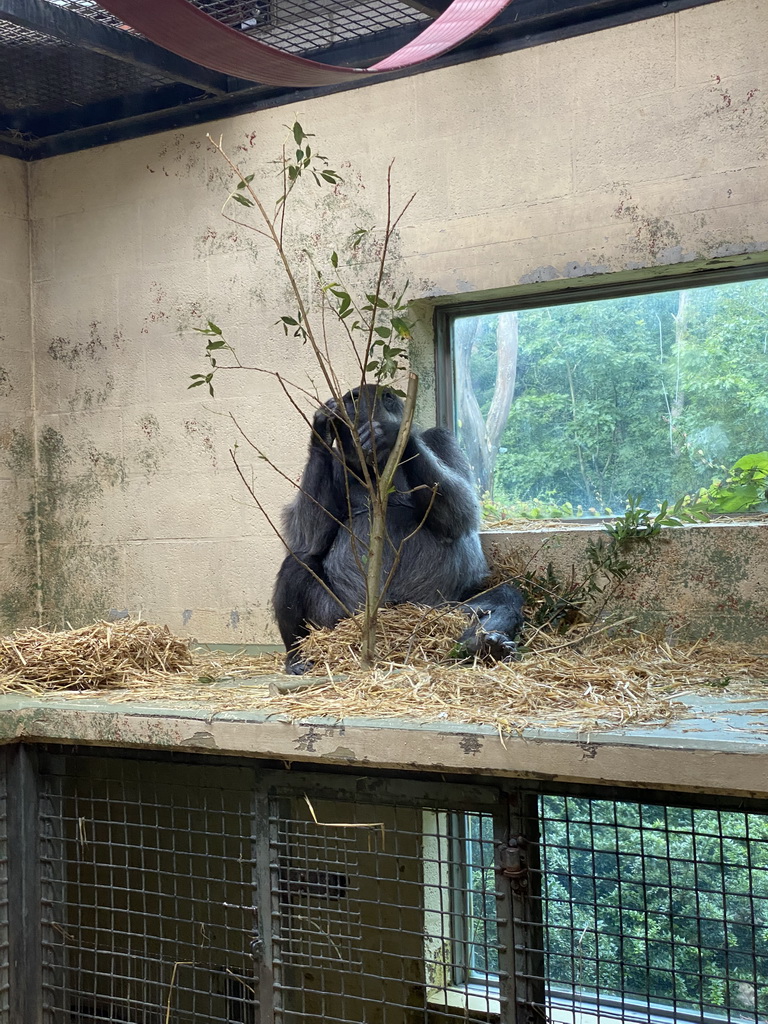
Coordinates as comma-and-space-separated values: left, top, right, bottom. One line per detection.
455, 312, 519, 495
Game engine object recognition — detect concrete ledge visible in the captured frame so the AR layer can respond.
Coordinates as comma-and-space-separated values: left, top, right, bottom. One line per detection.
483, 520, 768, 643
0, 690, 766, 798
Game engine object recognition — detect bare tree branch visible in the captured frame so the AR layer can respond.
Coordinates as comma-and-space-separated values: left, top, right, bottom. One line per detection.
229, 448, 352, 618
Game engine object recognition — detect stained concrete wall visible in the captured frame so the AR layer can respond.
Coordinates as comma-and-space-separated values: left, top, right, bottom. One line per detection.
3, 0, 768, 641
0, 157, 34, 626
484, 522, 768, 643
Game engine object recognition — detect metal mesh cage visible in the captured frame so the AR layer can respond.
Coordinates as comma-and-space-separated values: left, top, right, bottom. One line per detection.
517, 791, 768, 1024
46, 0, 430, 53
0, 20, 178, 120
0, 758, 8, 1024
23, 748, 768, 1024
0, 0, 431, 154
39, 754, 258, 1024
270, 790, 508, 1022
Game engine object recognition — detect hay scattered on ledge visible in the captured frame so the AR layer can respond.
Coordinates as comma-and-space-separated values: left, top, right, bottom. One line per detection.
0, 620, 193, 691
247, 627, 767, 732
0, 612, 765, 734
298, 603, 472, 672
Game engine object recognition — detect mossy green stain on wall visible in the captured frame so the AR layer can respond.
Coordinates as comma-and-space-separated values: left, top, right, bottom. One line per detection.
0, 425, 122, 631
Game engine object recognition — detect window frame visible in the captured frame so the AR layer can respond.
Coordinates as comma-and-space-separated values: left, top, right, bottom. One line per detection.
433, 260, 768, 441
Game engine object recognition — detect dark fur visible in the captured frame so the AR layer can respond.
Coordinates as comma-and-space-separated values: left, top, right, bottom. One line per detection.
273, 385, 524, 673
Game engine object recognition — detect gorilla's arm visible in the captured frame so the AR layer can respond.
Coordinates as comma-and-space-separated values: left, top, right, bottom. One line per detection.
282, 409, 345, 559
396, 427, 480, 539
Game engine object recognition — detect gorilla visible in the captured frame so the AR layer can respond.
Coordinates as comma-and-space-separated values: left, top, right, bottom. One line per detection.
273, 384, 524, 674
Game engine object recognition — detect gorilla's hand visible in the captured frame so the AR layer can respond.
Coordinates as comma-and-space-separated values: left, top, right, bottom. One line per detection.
310, 397, 339, 448
357, 416, 399, 461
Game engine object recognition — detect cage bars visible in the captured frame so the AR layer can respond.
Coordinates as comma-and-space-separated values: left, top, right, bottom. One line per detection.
0, 748, 762, 1021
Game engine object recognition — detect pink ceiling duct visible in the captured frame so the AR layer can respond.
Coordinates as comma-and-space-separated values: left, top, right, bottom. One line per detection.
95, 0, 516, 88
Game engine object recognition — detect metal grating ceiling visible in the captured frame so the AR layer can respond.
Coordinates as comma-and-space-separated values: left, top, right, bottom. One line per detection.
0, 0, 724, 161
0, 20, 173, 116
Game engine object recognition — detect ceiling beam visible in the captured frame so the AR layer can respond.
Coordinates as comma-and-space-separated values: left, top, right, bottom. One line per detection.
0, 0, 237, 94
397, 1, 454, 15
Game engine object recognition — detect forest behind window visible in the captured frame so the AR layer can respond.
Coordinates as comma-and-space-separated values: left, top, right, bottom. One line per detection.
451, 277, 768, 517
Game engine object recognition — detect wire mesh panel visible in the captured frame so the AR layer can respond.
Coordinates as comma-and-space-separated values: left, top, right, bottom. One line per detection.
516, 791, 768, 1024
26, 748, 768, 1024
266, 775, 511, 1023
41, 0, 429, 54
38, 753, 259, 1024
0, 755, 9, 1024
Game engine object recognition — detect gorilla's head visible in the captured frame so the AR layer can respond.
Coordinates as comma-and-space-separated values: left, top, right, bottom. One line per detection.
345, 384, 403, 425
338, 384, 404, 470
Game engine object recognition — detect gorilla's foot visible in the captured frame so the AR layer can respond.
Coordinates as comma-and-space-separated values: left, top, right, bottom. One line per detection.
284, 650, 314, 675
460, 628, 518, 663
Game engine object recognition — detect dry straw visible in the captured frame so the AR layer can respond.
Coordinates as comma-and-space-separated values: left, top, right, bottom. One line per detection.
298, 603, 472, 672
0, 610, 765, 734
0, 619, 192, 691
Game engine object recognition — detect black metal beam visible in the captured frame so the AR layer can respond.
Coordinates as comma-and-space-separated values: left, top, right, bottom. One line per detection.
398, 0, 454, 15
490, 0, 677, 32
0, 0, 238, 94
0, 134, 29, 159
11, 0, 725, 161
21, 80, 210, 141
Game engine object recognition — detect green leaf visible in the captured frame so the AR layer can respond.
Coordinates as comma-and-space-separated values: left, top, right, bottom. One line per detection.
374, 327, 392, 339
330, 251, 338, 269
236, 174, 255, 189
206, 339, 226, 350
391, 316, 412, 339
231, 193, 254, 207
733, 452, 768, 477
292, 121, 305, 145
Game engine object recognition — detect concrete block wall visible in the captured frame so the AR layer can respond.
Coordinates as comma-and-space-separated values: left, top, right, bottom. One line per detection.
1, 0, 767, 642
0, 157, 35, 626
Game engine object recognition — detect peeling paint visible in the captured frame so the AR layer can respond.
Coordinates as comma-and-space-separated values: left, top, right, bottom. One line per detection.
563, 262, 610, 279
136, 414, 164, 478
614, 191, 681, 262
48, 323, 108, 367
519, 265, 560, 285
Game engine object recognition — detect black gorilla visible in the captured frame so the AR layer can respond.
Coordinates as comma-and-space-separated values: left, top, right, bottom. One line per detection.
273, 385, 524, 674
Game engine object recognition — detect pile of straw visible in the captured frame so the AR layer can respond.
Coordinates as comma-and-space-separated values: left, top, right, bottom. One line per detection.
0, 611, 765, 735
0, 620, 192, 691
104, 629, 768, 732
298, 603, 472, 672
254, 628, 767, 731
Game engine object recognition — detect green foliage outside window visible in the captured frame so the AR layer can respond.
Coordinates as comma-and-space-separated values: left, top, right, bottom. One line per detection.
455, 278, 768, 517
542, 797, 768, 1019
464, 803, 768, 1018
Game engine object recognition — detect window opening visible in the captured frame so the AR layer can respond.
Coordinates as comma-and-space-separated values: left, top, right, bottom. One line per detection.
456, 794, 768, 1024
447, 274, 768, 518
